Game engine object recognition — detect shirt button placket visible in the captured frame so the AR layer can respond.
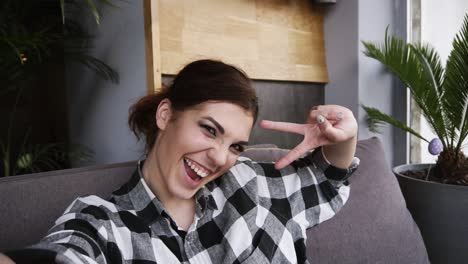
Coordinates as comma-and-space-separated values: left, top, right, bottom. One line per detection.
185, 216, 202, 263
185, 231, 195, 262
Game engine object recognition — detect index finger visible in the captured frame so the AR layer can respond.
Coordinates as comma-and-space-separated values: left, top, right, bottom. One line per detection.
274, 141, 310, 170
260, 120, 305, 135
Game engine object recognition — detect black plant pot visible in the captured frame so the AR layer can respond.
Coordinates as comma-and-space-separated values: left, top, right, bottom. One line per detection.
394, 164, 468, 264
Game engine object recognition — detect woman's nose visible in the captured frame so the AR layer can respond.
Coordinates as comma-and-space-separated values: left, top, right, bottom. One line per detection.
207, 145, 229, 167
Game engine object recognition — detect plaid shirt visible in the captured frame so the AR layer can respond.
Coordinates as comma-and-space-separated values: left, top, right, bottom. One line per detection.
7, 148, 358, 264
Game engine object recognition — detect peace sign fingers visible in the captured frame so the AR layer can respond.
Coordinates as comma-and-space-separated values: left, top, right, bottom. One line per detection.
260, 120, 306, 135
274, 141, 311, 170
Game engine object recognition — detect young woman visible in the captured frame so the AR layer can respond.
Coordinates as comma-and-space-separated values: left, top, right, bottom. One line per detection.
2, 59, 359, 263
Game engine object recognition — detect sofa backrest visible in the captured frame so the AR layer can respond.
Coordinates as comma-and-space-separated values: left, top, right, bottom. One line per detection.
0, 161, 134, 251
0, 137, 430, 263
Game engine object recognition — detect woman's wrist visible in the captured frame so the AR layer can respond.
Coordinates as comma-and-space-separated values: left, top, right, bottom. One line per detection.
322, 135, 357, 169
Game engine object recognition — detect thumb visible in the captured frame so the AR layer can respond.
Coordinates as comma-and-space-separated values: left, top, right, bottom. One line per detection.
316, 114, 337, 140
316, 114, 332, 131
316, 114, 345, 142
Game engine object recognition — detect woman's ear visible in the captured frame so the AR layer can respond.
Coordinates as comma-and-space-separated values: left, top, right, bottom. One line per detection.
156, 98, 172, 130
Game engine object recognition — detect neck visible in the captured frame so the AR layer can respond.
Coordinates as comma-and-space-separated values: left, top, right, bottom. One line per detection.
142, 147, 195, 229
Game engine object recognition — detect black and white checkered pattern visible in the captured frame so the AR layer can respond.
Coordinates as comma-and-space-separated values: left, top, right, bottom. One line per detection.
7, 148, 359, 263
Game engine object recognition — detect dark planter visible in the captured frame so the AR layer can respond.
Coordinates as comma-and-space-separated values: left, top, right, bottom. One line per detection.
394, 163, 468, 264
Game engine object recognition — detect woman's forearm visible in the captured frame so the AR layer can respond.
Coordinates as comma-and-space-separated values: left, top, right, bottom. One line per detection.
322, 135, 357, 169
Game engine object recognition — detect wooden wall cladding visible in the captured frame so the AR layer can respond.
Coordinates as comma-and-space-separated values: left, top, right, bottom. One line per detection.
144, 0, 328, 91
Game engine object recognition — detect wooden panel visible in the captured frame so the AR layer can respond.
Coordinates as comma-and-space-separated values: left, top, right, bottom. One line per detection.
143, 0, 162, 92
147, 0, 328, 84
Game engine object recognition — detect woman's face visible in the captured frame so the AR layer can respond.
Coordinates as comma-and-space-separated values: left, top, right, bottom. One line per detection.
152, 101, 254, 201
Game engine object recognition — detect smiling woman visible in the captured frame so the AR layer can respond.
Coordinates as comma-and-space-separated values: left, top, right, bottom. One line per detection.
3, 59, 359, 263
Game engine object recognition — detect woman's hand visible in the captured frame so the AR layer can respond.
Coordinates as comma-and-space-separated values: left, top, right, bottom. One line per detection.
260, 105, 358, 170
0, 253, 15, 264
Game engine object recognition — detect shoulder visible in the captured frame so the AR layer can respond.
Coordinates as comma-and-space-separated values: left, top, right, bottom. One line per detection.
65, 195, 119, 213
227, 156, 276, 182
54, 195, 121, 226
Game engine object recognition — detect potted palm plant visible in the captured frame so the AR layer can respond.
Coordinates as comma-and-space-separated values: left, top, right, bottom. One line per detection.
0, 0, 118, 177
361, 14, 468, 264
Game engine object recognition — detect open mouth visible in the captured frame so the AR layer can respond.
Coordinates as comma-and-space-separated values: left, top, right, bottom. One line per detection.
183, 158, 210, 182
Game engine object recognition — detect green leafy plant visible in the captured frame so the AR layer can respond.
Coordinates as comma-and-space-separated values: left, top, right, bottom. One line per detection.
3, 139, 94, 177
60, 0, 120, 25
362, 13, 468, 185
0, 0, 119, 93
0, 0, 118, 177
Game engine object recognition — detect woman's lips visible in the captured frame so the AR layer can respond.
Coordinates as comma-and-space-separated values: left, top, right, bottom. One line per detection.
184, 160, 202, 182
184, 158, 210, 177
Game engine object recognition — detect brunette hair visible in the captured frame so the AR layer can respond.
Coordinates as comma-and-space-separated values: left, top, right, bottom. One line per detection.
129, 59, 259, 152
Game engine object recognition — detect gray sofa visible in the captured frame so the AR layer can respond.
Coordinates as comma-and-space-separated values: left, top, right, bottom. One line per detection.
0, 137, 430, 263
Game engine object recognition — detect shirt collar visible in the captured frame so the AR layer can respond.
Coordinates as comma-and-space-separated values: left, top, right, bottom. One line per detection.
195, 184, 218, 216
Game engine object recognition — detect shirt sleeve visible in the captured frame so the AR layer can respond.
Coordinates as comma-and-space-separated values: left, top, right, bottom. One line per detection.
235, 147, 359, 229
6, 196, 111, 264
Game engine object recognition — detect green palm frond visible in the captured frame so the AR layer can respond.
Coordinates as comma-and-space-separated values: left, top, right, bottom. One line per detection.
362, 28, 449, 147
412, 43, 445, 90
68, 143, 95, 162
85, 0, 101, 25
0, 0, 120, 86
1, 141, 11, 177
411, 44, 451, 146
1, 0, 117, 177
60, 0, 65, 24
63, 18, 119, 83
362, 105, 428, 142
16, 144, 61, 173
66, 53, 119, 83
0, 0, 58, 95
15, 143, 93, 175
444, 15, 468, 151
1, 129, 94, 176
362, 13, 468, 155
60, 0, 120, 25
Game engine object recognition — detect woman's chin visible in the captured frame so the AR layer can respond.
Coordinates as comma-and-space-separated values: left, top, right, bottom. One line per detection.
172, 188, 197, 201
170, 179, 199, 200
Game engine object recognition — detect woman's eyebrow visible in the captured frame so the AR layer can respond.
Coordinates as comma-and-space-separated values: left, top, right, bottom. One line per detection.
203, 116, 225, 134
202, 116, 249, 144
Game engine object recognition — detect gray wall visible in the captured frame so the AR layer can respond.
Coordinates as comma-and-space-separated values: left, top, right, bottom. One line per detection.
67, 0, 407, 167
324, 0, 408, 166
66, 1, 147, 166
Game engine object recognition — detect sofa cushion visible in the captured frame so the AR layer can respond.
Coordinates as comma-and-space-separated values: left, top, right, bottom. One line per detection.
243, 137, 429, 264
242, 146, 287, 162
0, 162, 135, 251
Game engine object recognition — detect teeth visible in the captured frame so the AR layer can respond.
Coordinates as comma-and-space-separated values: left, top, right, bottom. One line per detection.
184, 158, 209, 178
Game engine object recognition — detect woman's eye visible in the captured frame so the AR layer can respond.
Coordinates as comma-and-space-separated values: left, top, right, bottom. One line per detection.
202, 125, 216, 136
231, 144, 245, 153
